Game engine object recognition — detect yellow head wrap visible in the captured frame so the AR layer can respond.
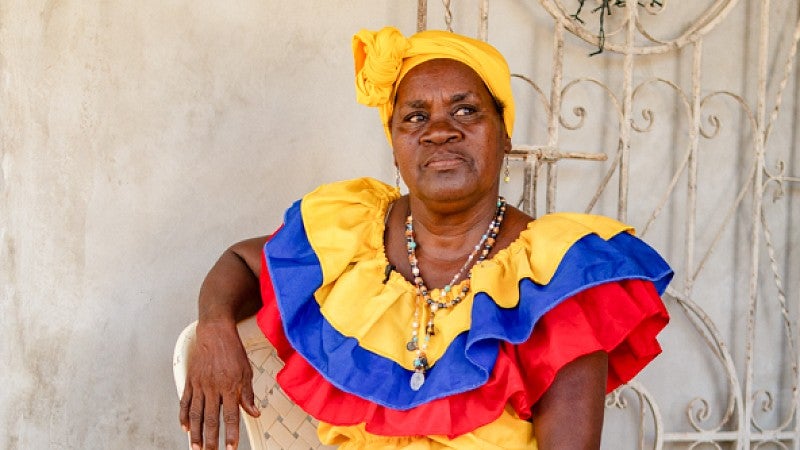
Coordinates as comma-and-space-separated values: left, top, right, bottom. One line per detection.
353, 27, 515, 145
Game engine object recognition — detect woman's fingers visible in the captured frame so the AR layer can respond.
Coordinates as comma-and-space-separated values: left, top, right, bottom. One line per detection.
202, 390, 222, 450
222, 391, 242, 450
188, 387, 207, 449
178, 384, 192, 432
240, 379, 260, 418
181, 373, 256, 449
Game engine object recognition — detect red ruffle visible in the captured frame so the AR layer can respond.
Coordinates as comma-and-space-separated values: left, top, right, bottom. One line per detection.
507, 279, 669, 403
256, 253, 669, 438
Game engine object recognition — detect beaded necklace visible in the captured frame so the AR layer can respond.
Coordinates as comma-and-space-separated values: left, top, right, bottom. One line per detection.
404, 197, 506, 391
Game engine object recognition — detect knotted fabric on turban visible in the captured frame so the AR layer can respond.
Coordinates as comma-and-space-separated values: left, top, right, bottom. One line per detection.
353, 26, 515, 145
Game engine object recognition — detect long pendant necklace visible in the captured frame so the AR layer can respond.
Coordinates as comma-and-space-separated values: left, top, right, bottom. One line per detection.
405, 197, 506, 391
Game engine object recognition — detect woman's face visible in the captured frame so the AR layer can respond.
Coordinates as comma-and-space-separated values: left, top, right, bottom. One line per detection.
389, 59, 511, 206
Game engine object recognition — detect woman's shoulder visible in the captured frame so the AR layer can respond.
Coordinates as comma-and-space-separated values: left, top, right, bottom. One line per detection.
495, 210, 634, 261
513, 212, 636, 257
478, 210, 669, 293
303, 177, 400, 207
531, 212, 634, 238
492, 205, 533, 256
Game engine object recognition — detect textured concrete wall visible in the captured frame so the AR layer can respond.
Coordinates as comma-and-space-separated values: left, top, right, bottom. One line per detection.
0, 2, 406, 448
2, 1, 798, 449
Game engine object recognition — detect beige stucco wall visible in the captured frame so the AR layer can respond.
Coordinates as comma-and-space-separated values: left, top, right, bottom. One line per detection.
0, 2, 406, 448
2, 1, 798, 449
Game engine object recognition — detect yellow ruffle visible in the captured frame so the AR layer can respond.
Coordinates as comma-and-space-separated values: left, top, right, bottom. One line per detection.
317, 405, 536, 450
301, 178, 634, 370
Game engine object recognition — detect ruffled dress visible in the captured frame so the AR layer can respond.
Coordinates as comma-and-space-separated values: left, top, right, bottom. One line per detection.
256, 177, 672, 449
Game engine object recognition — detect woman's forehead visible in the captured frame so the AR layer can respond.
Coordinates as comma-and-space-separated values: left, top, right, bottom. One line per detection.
395, 59, 491, 100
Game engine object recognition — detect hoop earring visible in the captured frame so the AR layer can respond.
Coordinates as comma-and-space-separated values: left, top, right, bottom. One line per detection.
503, 155, 510, 183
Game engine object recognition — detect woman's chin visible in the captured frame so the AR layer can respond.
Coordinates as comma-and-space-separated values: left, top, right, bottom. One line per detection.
411, 175, 497, 206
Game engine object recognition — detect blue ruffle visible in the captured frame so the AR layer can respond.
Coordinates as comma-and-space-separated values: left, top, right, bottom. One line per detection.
265, 201, 673, 410
467, 232, 672, 361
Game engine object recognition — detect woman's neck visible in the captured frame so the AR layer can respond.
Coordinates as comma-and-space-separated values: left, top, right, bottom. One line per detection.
384, 193, 533, 288
385, 194, 511, 288
407, 194, 499, 260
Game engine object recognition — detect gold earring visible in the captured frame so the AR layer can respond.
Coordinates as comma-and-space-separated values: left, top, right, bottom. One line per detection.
396, 167, 401, 189
503, 156, 510, 183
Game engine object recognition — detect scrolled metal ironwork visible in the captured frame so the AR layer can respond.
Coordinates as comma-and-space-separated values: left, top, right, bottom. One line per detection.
687, 398, 714, 430
698, 114, 721, 140
606, 386, 630, 410
751, 390, 777, 433
559, 77, 624, 129
665, 287, 745, 447
630, 78, 691, 131
511, 73, 552, 120
687, 442, 724, 450
607, 381, 666, 449
539, 0, 740, 54
752, 440, 790, 450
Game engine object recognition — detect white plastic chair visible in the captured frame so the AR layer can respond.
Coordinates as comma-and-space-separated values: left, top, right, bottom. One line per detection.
173, 316, 337, 449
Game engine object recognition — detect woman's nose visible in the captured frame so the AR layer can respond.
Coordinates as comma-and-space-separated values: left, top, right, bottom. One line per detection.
421, 117, 461, 145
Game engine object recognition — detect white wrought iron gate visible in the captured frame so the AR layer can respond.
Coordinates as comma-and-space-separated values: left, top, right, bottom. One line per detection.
417, 1, 800, 448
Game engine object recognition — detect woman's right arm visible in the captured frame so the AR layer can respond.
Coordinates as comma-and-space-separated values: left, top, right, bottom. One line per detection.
178, 236, 269, 450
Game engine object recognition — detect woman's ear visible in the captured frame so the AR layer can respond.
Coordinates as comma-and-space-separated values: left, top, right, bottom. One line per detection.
503, 133, 512, 154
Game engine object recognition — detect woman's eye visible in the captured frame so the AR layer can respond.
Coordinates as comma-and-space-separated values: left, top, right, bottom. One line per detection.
454, 106, 477, 116
406, 112, 426, 123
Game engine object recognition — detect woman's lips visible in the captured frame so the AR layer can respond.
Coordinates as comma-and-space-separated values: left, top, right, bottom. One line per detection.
424, 153, 466, 170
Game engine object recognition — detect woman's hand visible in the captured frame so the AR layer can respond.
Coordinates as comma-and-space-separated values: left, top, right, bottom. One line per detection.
179, 236, 268, 449
179, 319, 260, 450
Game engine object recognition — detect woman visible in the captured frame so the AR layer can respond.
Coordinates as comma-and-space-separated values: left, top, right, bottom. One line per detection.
179, 27, 672, 450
